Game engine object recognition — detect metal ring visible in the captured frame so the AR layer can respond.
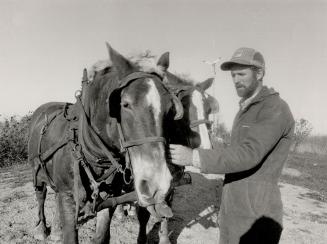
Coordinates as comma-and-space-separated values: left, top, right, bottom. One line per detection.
123, 168, 133, 185
75, 90, 82, 98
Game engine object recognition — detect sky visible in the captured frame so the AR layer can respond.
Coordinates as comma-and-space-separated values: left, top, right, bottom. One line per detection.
0, 0, 326, 134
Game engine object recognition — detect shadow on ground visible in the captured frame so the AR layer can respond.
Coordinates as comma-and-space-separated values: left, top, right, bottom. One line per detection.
147, 171, 223, 243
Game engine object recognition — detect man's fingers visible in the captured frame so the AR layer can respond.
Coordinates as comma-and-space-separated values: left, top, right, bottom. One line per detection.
169, 144, 188, 165
169, 151, 179, 157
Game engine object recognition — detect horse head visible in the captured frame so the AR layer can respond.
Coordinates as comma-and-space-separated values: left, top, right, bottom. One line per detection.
85, 43, 183, 209
163, 71, 219, 149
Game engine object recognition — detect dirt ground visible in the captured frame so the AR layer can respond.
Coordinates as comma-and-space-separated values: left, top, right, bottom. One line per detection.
0, 164, 326, 244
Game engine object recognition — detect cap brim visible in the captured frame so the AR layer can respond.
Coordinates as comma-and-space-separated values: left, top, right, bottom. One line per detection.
220, 60, 252, 71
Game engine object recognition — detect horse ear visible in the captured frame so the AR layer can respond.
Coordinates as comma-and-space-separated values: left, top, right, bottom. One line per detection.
82, 68, 88, 82
196, 77, 214, 91
157, 52, 170, 72
206, 94, 219, 114
106, 42, 134, 79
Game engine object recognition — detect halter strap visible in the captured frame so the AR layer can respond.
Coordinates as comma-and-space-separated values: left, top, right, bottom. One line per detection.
190, 119, 212, 128
116, 122, 165, 153
123, 137, 166, 148
118, 72, 160, 90
114, 71, 168, 152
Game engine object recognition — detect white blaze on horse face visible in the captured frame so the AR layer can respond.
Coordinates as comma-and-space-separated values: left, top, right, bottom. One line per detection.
131, 149, 172, 206
130, 79, 171, 206
191, 90, 212, 149
145, 79, 161, 125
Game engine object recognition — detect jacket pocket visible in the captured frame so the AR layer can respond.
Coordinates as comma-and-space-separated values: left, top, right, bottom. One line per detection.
248, 181, 272, 216
223, 181, 257, 217
223, 180, 282, 219
247, 180, 283, 219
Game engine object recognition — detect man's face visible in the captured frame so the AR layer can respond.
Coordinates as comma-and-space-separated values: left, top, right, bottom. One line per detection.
230, 65, 260, 99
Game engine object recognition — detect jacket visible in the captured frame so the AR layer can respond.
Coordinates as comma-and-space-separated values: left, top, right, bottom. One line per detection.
197, 86, 294, 225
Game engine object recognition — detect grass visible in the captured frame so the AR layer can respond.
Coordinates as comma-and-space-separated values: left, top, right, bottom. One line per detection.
281, 152, 327, 202
0, 162, 32, 188
295, 135, 327, 155
2, 191, 29, 203
1, 150, 326, 204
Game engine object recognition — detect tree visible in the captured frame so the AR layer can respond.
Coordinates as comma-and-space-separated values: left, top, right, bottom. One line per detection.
293, 118, 313, 152
0, 113, 32, 167
211, 122, 231, 148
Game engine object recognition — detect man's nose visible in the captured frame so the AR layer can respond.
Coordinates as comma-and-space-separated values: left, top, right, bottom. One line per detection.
233, 78, 239, 85
233, 76, 242, 85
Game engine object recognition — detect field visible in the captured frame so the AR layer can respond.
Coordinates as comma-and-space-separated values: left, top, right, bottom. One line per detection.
0, 151, 327, 244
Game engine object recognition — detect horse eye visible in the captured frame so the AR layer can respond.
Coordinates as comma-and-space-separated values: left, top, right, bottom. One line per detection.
121, 101, 130, 108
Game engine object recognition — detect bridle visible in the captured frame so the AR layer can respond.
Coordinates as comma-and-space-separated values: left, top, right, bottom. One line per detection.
77, 71, 180, 183
68, 70, 183, 213
72, 71, 181, 211
176, 86, 212, 129
190, 119, 212, 129
112, 72, 171, 150
112, 72, 171, 182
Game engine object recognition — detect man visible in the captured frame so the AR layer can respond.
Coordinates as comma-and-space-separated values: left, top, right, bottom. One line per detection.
169, 47, 294, 244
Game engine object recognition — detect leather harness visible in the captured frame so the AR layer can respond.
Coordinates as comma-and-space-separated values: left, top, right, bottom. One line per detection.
34, 71, 171, 213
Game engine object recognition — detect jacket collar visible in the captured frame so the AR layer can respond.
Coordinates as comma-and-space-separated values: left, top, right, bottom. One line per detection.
239, 86, 279, 111
239, 84, 262, 110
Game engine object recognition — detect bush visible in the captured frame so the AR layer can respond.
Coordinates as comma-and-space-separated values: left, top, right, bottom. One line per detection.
293, 118, 313, 152
0, 113, 32, 167
211, 122, 231, 148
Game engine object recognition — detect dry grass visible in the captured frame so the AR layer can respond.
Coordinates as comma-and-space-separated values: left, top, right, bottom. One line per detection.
281, 152, 327, 202
294, 135, 327, 155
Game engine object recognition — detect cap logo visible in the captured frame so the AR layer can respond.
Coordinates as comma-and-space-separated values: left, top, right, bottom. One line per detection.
233, 51, 243, 58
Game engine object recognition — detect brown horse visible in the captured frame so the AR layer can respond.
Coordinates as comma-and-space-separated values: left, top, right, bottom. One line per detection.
96, 53, 220, 243
28, 43, 184, 244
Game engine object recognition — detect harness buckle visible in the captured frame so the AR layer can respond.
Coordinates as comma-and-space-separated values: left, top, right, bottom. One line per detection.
119, 139, 126, 153
123, 167, 133, 185
40, 125, 47, 135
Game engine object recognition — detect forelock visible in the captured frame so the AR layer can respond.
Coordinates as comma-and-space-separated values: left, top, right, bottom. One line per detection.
87, 59, 111, 81
129, 55, 165, 78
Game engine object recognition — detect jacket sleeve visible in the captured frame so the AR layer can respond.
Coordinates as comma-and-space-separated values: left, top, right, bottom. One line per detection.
197, 103, 292, 174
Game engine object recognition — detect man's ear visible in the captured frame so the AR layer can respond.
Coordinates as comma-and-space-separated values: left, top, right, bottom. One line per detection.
256, 68, 265, 81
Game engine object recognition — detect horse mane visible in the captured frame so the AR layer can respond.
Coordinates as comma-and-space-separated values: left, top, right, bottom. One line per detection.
87, 53, 162, 82
86, 53, 195, 92
87, 59, 112, 81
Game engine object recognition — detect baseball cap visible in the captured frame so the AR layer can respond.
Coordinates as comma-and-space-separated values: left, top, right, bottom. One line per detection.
220, 47, 265, 71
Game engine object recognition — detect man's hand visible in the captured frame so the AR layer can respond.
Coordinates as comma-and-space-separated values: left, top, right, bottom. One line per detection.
169, 144, 194, 166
